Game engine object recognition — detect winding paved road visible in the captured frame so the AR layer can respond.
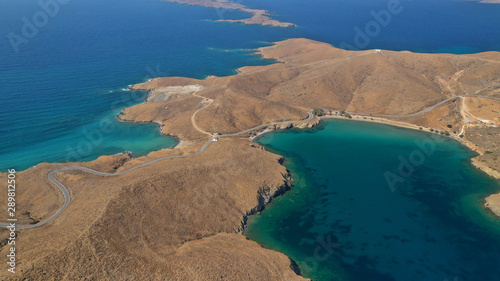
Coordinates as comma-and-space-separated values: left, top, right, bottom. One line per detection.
2, 94, 499, 230
0, 110, 313, 230
348, 95, 500, 118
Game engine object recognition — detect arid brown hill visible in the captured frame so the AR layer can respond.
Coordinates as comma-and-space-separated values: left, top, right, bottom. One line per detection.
130, 38, 500, 134
1, 38, 499, 280
0, 139, 307, 280
128, 38, 500, 213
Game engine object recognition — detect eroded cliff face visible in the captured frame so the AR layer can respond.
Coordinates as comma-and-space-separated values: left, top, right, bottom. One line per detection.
2, 38, 500, 280
129, 38, 500, 172
128, 39, 500, 229
0, 138, 307, 280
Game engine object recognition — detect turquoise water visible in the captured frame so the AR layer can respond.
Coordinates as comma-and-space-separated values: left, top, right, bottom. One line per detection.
2, 0, 500, 171
245, 120, 500, 281
0, 0, 282, 171
1, 0, 500, 279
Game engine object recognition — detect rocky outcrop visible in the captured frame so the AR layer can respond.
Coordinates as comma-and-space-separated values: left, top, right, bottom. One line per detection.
485, 193, 500, 217
272, 118, 320, 130
4, 38, 500, 280
238, 166, 293, 233
164, 0, 296, 27
1, 139, 307, 280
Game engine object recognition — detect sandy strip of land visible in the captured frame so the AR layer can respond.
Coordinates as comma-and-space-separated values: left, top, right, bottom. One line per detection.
252, 113, 498, 182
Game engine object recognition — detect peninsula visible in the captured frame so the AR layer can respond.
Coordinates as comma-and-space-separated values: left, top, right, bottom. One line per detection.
163, 0, 296, 27
1, 38, 499, 280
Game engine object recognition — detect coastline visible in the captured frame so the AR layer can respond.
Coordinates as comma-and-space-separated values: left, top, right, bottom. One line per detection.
245, 111, 500, 281
124, 84, 497, 184
163, 0, 296, 27
116, 97, 182, 150
8, 37, 500, 279
251, 114, 480, 160
237, 165, 293, 233
83, 39, 500, 233
250, 113, 500, 219
324, 115, 499, 181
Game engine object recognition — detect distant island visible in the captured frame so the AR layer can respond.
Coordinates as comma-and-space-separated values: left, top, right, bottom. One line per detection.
1, 38, 499, 280
164, 0, 296, 27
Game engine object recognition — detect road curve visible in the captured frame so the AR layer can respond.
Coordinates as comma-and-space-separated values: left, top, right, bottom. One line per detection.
348, 95, 500, 118
0, 110, 313, 230
3, 94, 499, 229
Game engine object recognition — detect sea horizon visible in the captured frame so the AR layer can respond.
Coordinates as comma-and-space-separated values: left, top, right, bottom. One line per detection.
2, 0, 500, 171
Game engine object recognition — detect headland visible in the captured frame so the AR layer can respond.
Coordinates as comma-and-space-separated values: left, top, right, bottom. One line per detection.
1, 38, 500, 279
164, 0, 296, 27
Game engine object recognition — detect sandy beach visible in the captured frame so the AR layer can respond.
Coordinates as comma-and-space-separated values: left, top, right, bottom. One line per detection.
250, 112, 499, 182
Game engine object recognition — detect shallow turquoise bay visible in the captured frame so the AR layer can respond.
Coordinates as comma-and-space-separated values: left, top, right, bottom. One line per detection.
1, 0, 500, 280
3, 0, 500, 171
245, 119, 500, 281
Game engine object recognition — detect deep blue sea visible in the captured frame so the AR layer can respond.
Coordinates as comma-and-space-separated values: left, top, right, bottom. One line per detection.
246, 120, 500, 281
0, 0, 282, 170
1, 0, 500, 171
1, 0, 500, 280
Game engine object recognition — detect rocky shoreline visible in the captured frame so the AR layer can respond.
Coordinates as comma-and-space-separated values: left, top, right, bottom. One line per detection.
163, 0, 296, 27
237, 162, 293, 234
250, 111, 500, 218
6, 38, 500, 280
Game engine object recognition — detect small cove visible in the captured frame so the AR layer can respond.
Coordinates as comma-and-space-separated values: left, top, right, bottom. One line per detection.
246, 119, 500, 281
